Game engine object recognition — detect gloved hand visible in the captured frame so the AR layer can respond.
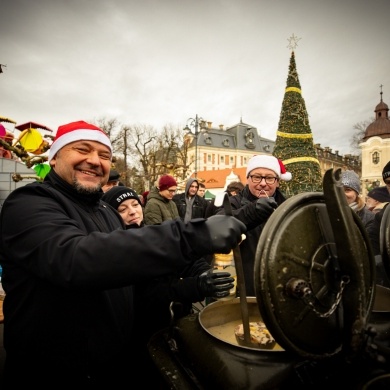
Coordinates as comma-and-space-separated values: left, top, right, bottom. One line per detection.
197, 270, 235, 298
255, 197, 278, 221
205, 215, 246, 254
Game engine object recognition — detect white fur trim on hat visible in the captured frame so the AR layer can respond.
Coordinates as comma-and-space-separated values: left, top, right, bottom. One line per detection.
48, 121, 112, 162
246, 155, 292, 182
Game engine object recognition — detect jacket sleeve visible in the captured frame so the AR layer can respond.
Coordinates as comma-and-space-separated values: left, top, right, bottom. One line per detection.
0, 185, 215, 290
142, 257, 211, 304
216, 196, 265, 231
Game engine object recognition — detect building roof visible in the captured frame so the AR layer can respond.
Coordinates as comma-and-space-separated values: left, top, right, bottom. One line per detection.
193, 168, 247, 191
190, 119, 275, 154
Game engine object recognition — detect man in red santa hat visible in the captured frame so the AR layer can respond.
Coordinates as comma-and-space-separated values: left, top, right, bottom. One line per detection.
217, 154, 292, 297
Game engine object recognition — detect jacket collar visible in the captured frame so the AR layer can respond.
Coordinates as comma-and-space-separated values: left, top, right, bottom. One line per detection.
44, 169, 103, 206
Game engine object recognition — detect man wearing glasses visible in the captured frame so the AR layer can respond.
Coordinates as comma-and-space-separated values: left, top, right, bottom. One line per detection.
217, 155, 292, 296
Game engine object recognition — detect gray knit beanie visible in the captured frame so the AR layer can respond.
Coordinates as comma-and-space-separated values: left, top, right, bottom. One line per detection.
340, 170, 361, 194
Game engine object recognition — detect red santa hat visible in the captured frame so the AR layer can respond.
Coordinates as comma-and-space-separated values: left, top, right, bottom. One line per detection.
246, 155, 292, 181
48, 120, 112, 162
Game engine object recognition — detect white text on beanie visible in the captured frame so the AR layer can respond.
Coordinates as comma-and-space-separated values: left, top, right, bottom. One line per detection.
246, 155, 292, 181
48, 120, 112, 162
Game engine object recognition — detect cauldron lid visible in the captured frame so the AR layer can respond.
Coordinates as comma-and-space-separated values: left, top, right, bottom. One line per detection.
254, 169, 375, 359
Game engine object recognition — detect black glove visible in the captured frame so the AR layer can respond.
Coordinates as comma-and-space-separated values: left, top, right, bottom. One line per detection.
205, 215, 246, 254
255, 197, 278, 221
197, 270, 235, 298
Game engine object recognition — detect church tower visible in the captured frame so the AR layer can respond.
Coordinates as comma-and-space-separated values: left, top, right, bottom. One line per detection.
360, 86, 390, 194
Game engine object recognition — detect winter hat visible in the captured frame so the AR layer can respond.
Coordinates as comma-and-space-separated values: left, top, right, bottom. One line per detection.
48, 120, 112, 162
246, 155, 292, 181
158, 174, 177, 191
340, 170, 361, 194
102, 186, 141, 209
382, 161, 390, 180
108, 169, 120, 182
367, 187, 390, 203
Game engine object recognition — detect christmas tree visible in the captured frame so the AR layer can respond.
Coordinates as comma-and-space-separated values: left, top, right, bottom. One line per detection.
272, 35, 323, 197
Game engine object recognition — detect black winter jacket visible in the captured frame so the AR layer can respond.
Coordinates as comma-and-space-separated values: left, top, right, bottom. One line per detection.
173, 178, 209, 221
217, 185, 286, 296
0, 170, 215, 387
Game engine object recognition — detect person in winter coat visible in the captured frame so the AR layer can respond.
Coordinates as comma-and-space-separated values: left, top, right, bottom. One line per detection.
367, 201, 390, 288
173, 178, 209, 222
365, 161, 390, 287
340, 170, 375, 232
217, 155, 291, 297
102, 186, 234, 386
226, 181, 245, 196
365, 187, 390, 214
0, 120, 246, 388
144, 174, 180, 225
367, 163, 390, 258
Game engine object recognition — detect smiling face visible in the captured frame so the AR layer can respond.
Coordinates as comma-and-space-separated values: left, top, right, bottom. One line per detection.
343, 187, 358, 204
50, 140, 112, 193
117, 198, 143, 226
247, 167, 279, 198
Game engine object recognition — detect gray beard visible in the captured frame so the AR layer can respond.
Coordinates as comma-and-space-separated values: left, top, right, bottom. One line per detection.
73, 180, 101, 194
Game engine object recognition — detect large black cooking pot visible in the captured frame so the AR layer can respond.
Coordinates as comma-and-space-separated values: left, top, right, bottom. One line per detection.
148, 169, 390, 389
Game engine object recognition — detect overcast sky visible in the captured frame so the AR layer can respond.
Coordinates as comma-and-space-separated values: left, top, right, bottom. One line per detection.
1, 0, 389, 156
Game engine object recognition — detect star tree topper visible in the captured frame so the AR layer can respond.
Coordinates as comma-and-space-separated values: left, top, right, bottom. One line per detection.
287, 34, 301, 50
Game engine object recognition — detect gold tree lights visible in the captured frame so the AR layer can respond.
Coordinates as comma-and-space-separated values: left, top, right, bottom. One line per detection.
272, 35, 323, 197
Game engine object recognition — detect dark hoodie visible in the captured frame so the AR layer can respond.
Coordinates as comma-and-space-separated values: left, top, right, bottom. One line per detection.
173, 178, 208, 222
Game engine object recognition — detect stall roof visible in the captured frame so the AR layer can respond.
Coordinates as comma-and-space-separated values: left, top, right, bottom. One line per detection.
15, 121, 53, 132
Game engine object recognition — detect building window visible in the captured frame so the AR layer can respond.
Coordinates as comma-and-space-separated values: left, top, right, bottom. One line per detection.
220, 156, 224, 162
245, 129, 255, 149
372, 152, 380, 165
222, 139, 230, 147
207, 155, 212, 162
205, 136, 212, 145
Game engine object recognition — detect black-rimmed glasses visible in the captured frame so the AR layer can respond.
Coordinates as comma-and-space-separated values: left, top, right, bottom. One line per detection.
249, 175, 278, 184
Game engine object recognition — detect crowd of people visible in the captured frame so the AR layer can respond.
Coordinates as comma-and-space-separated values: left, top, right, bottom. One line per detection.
339, 168, 390, 287
1, 119, 389, 387
140, 157, 390, 293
